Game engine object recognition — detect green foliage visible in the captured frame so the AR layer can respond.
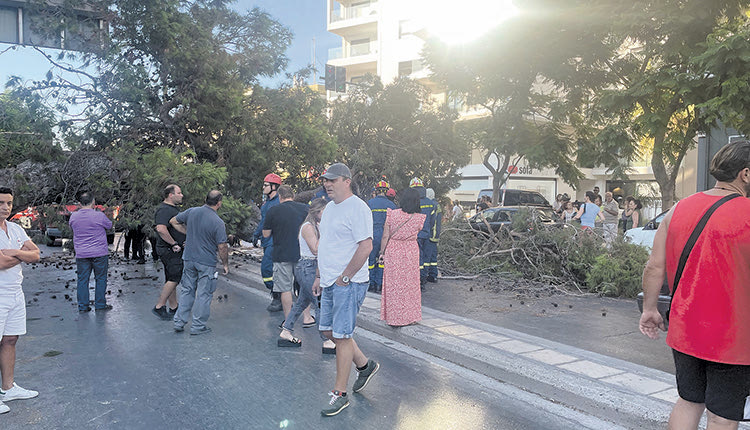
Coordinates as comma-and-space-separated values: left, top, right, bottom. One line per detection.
0, 91, 63, 167
328, 76, 469, 196
440, 210, 649, 297
217, 196, 255, 239
586, 240, 650, 297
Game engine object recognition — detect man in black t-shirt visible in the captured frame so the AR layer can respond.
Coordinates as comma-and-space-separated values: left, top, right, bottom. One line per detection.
152, 184, 186, 320
262, 185, 308, 321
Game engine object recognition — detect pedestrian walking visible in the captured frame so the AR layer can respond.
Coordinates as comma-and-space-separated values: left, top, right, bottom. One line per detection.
253, 174, 283, 312
151, 184, 185, 320
366, 178, 396, 293
312, 163, 379, 417
278, 198, 334, 353
170, 190, 229, 335
0, 187, 40, 414
572, 191, 600, 230
639, 140, 750, 429
262, 185, 309, 330
69, 192, 113, 313
378, 188, 426, 326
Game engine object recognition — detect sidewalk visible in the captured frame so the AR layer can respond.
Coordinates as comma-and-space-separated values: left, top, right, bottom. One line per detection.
224, 258, 749, 429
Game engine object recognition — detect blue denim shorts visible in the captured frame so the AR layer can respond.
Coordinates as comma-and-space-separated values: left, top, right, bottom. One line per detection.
318, 281, 368, 339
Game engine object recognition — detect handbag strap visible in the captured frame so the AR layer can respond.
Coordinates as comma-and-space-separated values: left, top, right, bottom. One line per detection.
672, 193, 741, 296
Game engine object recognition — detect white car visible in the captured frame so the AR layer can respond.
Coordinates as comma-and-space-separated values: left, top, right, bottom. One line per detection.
625, 210, 668, 250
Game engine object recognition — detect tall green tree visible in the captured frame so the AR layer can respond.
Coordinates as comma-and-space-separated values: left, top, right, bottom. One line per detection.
0, 90, 62, 167
328, 76, 469, 196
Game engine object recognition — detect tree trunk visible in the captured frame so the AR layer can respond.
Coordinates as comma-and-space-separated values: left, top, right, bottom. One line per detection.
651, 136, 675, 211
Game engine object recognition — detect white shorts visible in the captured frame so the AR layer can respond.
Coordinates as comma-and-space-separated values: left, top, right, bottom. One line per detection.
0, 290, 26, 336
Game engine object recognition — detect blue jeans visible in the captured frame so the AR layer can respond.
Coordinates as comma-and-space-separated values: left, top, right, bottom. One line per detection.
283, 259, 326, 341
175, 260, 217, 332
76, 256, 108, 310
318, 281, 368, 339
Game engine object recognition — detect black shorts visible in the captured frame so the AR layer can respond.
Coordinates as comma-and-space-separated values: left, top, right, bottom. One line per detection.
673, 349, 750, 421
158, 248, 184, 283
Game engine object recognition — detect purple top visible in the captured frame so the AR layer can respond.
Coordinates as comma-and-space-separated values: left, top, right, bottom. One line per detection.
69, 208, 113, 258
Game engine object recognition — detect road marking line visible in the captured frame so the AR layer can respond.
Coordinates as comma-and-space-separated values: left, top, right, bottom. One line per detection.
559, 360, 625, 379
601, 372, 673, 395
521, 349, 578, 365
492, 339, 544, 354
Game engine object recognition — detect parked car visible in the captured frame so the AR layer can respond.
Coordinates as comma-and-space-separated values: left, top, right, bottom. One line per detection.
469, 206, 557, 233
477, 189, 552, 208
624, 210, 669, 250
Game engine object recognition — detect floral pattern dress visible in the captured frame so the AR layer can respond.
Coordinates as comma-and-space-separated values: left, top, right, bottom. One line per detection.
380, 208, 427, 326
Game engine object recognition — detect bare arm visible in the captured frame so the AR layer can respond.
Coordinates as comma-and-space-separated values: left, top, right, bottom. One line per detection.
156, 224, 177, 245
218, 243, 229, 274
300, 224, 319, 255
378, 222, 391, 258
604, 203, 619, 216
631, 211, 640, 229
169, 217, 187, 235
572, 205, 585, 220
638, 208, 672, 339
0, 240, 41, 265
0, 252, 20, 270
335, 238, 373, 286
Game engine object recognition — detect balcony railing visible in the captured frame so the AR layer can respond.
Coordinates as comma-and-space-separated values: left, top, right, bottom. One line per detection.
328, 41, 377, 61
330, 1, 378, 23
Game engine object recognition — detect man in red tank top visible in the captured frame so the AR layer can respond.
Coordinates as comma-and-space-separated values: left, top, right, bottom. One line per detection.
640, 140, 750, 429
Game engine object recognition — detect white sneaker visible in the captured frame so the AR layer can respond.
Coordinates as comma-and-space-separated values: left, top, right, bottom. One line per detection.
0, 400, 9, 414
0, 383, 39, 401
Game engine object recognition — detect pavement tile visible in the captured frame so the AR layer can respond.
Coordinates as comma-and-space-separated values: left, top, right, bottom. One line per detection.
418, 318, 455, 328
361, 297, 380, 309
521, 349, 578, 365
435, 324, 482, 336
650, 388, 680, 403
460, 331, 510, 345
559, 360, 624, 379
491, 339, 543, 354
600, 372, 673, 395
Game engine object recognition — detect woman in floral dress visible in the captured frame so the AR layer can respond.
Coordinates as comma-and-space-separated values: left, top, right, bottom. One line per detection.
378, 188, 426, 326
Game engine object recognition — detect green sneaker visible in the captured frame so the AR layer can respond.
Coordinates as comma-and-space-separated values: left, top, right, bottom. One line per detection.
352, 359, 380, 393
321, 391, 349, 416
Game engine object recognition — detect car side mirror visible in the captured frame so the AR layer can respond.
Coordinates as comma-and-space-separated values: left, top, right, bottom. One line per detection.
644, 221, 657, 230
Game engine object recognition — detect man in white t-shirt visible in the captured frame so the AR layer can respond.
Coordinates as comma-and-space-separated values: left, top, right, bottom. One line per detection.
0, 187, 40, 414
312, 163, 378, 417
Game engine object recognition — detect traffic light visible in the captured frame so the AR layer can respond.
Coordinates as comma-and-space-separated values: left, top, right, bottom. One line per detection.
335, 66, 346, 92
325, 64, 336, 91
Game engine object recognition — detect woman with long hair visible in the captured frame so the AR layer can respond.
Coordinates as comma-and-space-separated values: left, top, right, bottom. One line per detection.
278, 198, 335, 353
625, 199, 643, 231
572, 191, 601, 230
379, 188, 427, 326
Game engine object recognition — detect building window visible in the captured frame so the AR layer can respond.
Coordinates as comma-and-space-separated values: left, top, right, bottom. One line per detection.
350, 38, 371, 56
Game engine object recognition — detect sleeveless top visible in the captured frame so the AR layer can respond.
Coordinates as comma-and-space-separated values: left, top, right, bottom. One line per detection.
665, 193, 750, 364
298, 221, 316, 259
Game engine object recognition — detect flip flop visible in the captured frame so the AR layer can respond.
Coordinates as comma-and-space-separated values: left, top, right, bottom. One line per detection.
302, 317, 316, 328
277, 337, 302, 347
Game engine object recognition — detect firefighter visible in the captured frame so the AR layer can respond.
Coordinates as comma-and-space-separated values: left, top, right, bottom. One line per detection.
252, 173, 282, 312
367, 178, 397, 293
425, 188, 441, 283
409, 177, 437, 289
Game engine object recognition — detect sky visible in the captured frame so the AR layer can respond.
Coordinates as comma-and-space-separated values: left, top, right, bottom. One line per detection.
0, 0, 340, 89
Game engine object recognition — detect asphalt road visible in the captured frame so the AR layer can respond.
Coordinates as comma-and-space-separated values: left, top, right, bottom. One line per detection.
3, 249, 621, 429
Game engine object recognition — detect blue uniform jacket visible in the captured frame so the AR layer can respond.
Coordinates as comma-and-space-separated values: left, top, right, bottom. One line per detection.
368, 195, 397, 237
414, 187, 437, 240
253, 194, 279, 248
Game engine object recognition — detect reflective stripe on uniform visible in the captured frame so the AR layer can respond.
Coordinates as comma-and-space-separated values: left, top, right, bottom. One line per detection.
368, 264, 375, 269
262, 277, 273, 282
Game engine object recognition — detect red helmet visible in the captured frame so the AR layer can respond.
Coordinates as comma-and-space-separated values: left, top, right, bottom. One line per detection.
264, 173, 282, 185
386, 188, 396, 198
376, 179, 389, 189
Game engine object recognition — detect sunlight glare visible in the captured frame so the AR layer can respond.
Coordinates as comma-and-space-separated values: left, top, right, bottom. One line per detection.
421, 0, 519, 45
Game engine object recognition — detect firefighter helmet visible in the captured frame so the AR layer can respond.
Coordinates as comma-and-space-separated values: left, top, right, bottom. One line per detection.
376, 179, 389, 189
263, 173, 282, 185
409, 177, 424, 188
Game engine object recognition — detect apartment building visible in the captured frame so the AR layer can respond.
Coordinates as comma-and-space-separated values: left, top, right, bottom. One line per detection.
325, 0, 697, 218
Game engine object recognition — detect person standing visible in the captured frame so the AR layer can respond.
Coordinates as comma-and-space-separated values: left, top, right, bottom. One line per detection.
0, 187, 40, 414
378, 188, 426, 326
600, 192, 619, 243
262, 185, 308, 330
312, 163, 378, 416
253, 174, 282, 312
409, 178, 436, 288
151, 184, 185, 320
278, 198, 333, 352
170, 190, 229, 335
424, 188, 441, 283
69, 192, 113, 313
639, 140, 750, 429
572, 191, 600, 230
451, 200, 464, 221
366, 178, 396, 293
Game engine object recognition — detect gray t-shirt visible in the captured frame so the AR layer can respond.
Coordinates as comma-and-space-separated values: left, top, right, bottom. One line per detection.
601, 200, 619, 224
176, 205, 227, 267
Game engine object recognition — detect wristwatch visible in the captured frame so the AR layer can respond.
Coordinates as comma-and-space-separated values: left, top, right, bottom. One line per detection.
341, 275, 350, 284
